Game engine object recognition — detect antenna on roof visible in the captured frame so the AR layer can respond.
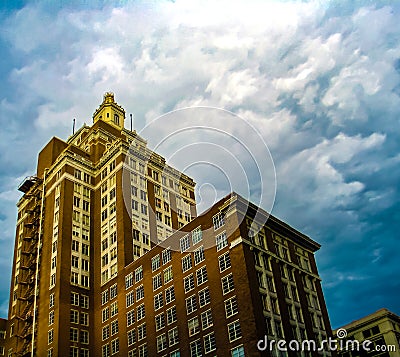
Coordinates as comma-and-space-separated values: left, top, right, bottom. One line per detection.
73, 118, 76, 135
130, 114, 133, 131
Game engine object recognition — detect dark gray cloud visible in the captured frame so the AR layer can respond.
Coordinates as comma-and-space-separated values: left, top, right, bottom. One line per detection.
0, 0, 399, 327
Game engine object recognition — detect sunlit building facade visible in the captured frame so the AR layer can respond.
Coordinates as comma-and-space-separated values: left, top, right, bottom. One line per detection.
4, 93, 195, 356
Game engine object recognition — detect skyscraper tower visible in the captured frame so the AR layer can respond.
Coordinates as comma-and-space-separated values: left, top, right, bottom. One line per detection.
5, 93, 196, 356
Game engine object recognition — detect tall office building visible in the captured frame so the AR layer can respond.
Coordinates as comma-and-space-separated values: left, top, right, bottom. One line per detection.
5, 93, 196, 356
4, 93, 334, 357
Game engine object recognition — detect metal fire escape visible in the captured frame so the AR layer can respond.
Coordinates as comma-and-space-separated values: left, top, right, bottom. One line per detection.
15, 176, 43, 357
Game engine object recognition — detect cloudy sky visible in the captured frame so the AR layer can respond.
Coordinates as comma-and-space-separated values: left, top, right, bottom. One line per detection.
0, 0, 399, 328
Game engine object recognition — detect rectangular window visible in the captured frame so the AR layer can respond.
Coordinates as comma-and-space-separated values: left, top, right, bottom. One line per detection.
142, 232, 149, 245
228, 320, 242, 342
168, 327, 179, 347
71, 256, 79, 268
111, 338, 119, 355
188, 316, 200, 336
180, 234, 190, 252
125, 273, 133, 289
163, 266, 173, 284
50, 273, 56, 287
138, 323, 146, 341
80, 330, 89, 344
216, 231, 228, 251
135, 266, 143, 282
72, 240, 79, 252
82, 259, 89, 271
218, 252, 231, 272
266, 276, 275, 292
70, 328, 78, 342
127, 329, 136, 346
82, 243, 89, 256
109, 160, 116, 172
110, 231, 117, 245
184, 274, 195, 293
109, 187, 116, 201
73, 195, 80, 207
191, 226, 202, 245
225, 296, 239, 317
222, 273, 235, 295
155, 313, 165, 331
154, 293, 164, 311
194, 246, 205, 265
82, 200, 90, 212
71, 292, 79, 306
137, 304, 145, 321
165, 286, 175, 304
190, 340, 202, 357
157, 334, 167, 352
199, 287, 211, 307
109, 248, 116, 264
111, 320, 119, 336
102, 307, 110, 323
81, 295, 89, 309
110, 284, 118, 299
81, 312, 89, 326
49, 311, 54, 325
153, 274, 162, 291
181, 255, 192, 273
70, 347, 78, 357
102, 290, 109, 305
162, 248, 172, 265
102, 344, 110, 357
152, 255, 160, 272
136, 285, 144, 301
204, 332, 216, 353
48, 329, 54, 344
166, 306, 177, 325
126, 291, 135, 308
127, 309, 135, 326
212, 212, 225, 230
201, 309, 213, 330
102, 238, 108, 251
70, 310, 79, 324
186, 295, 197, 315
83, 187, 90, 198
110, 301, 118, 317
231, 346, 245, 357
196, 266, 208, 285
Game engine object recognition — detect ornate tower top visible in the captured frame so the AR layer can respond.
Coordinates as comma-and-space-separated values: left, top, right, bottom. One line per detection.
93, 92, 125, 130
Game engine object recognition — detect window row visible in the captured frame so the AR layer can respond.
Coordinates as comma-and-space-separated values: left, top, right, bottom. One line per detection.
70, 293, 89, 309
